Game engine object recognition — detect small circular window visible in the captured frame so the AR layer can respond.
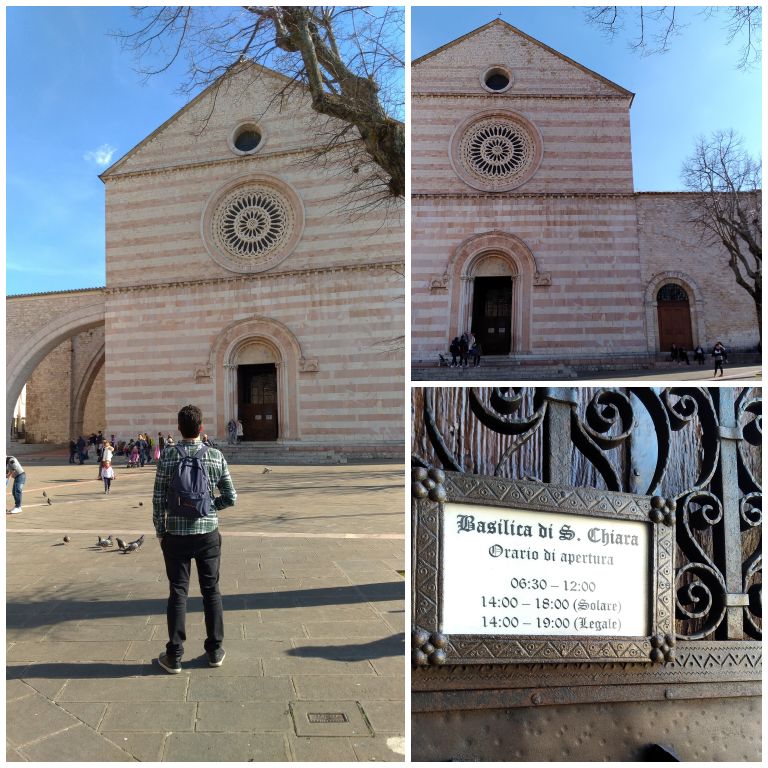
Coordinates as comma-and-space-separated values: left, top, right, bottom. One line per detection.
481, 66, 513, 93
229, 122, 265, 155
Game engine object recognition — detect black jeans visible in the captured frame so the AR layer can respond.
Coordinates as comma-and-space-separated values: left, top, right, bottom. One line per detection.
161, 530, 224, 659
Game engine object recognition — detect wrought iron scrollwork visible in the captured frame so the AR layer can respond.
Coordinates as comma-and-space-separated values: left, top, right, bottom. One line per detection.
412, 386, 762, 642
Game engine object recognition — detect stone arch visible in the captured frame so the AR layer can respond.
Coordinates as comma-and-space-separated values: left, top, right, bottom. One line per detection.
209, 316, 303, 440
644, 271, 706, 353
71, 343, 105, 439
447, 231, 538, 354
6, 302, 105, 437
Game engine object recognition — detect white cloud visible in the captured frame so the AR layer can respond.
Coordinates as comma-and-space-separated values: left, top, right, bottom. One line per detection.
83, 143, 117, 166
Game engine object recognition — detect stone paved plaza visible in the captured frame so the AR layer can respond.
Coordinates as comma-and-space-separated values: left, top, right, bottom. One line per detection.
6, 458, 405, 761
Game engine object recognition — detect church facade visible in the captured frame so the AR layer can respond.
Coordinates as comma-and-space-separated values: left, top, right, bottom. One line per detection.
411, 21, 759, 369
8, 64, 404, 454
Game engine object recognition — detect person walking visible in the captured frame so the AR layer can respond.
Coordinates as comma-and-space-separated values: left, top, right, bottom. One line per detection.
101, 461, 115, 494
76, 435, 87, 465
449, 337, 460, 367
227, 419, 237, 445
68, 439, 77, 464
235, 419, 244, 443
152, 404, 237, 674
713, 342, 726, 378
6, 456, 26, 515
694, 346, 705, 365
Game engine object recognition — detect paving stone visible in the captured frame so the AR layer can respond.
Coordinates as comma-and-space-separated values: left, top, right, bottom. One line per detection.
351, 734, 406, 762
163, 731, 289, 762
6, 742, 26, 762
187, 676, 293, 702
7, 641, 132, 663
304, 620, 396, 638
291, 700, 371, 737
100, 701, 196, 732
360, 700, 405, 733
196, 701, 292, 732
101, 731, 166, 762
6, 692, 80, 747
369, 656, 405, 676
11, 671, 68, 701
18, 724, 135, 762
293, 675, 403, 701
243, 620, 309, 639
57, 701, 107, 729
45, 624, 155, 642
57, 675, 188, 702
264, 657, 374, 676
287, 735, 358, 762
6, 679, 35, 703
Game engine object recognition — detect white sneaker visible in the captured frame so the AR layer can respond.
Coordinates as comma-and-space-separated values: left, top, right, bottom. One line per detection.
8, 507, 21, 514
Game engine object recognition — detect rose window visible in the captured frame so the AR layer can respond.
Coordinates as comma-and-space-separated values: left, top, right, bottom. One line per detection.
459, 118, 536, 186
212, 186, 294, 263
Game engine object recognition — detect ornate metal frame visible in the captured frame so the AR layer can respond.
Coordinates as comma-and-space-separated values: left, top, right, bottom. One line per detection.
413, 471, 676, 665
412, 387, 761, 692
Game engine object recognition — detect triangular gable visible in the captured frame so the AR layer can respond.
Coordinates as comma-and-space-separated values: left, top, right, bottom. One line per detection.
100, 62, 308, 179
413, 19, 633, 101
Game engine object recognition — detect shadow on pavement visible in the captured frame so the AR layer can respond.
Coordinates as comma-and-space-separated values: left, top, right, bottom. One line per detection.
287, 633, 405, 660
7, 581, 405, 630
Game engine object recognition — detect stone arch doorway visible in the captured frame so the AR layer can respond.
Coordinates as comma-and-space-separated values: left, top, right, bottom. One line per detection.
210, 317, 302, 441
645, 273, 704, 354
234, 340, 279, 441
470, 254, 517, 355
656, 283, 693, 351
448, 231, 537, 355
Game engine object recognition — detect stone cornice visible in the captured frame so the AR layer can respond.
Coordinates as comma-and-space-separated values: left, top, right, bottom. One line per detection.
6, 286, 106, 300
413, 191, 637, 201
412, 92, 630, 102
103, 142, 363, 183
103, 260, 404, 296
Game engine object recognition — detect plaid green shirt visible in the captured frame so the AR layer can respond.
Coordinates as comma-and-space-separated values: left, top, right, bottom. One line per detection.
152, 439, 236, 536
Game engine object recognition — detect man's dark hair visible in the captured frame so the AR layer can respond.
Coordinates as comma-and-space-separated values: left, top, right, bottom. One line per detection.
177, 405, 203, 439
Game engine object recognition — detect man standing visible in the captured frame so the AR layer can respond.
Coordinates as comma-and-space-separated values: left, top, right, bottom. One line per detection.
152, 404, 237, 674
6, 456, 26, 515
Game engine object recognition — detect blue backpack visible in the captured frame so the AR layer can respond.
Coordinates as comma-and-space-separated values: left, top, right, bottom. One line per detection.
168, 444, 211, 517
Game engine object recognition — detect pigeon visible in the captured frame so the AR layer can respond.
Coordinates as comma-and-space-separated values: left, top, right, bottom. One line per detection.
115, 537, 128, 552
42, 491, 47, 498
262, 467, 272, 474
63, 536, 70, 543
122, 534, 145, 553
47, 498, 52, 505
97, 535, 113, 548
138, 501, 143, 507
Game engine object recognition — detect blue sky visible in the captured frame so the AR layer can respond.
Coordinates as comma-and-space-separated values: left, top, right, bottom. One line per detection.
413, 6, 761, 189
6, 6, 762, 296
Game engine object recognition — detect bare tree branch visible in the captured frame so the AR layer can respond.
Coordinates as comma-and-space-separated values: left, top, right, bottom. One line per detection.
682, 129, 762, 338
585, 6, 761, 68
115, 6, 404, 198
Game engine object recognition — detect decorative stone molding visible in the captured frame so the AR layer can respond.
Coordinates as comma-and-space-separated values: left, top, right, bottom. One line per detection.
194, 365, 212, 382
103, 260, 403, 296
533, 271, 552, 287
447, 231, 538, 353
201, 173, 305, 274
450, 109, 543, 192
430, 276, 449, 292
300, 357, 319, 372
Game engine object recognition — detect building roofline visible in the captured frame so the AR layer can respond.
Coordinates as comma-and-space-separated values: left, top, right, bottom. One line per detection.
413, 18, 634, 105
99, 61, 302, 181
6, 286, 106, 300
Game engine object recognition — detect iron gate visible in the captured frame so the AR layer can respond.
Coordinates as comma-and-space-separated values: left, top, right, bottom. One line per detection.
412, 387, 761, 761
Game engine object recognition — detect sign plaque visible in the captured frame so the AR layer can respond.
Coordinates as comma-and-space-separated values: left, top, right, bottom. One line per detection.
412, 471, 676, 665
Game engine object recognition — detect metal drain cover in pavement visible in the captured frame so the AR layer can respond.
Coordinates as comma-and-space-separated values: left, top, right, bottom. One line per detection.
308, 713, 348, 724
291, 702, 371, 737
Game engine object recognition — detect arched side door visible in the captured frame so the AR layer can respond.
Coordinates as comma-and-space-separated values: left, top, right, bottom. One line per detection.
656, 283, 693, 351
